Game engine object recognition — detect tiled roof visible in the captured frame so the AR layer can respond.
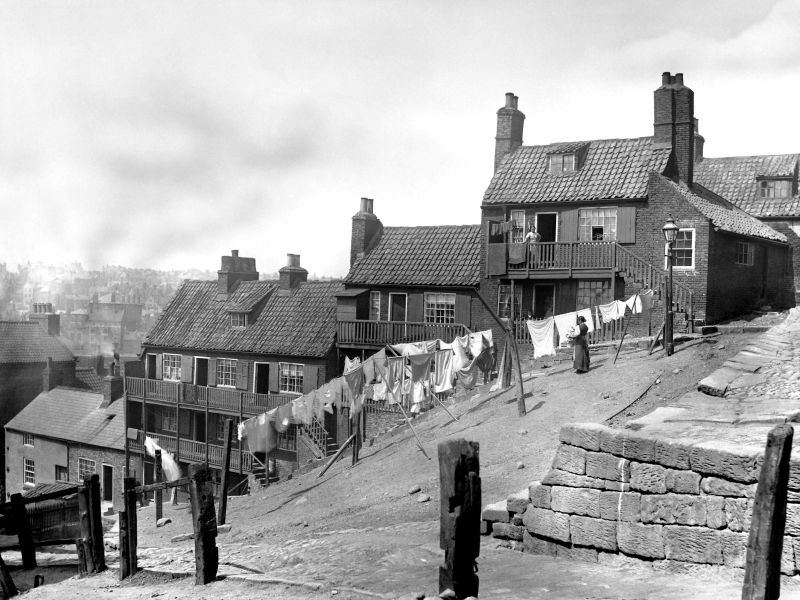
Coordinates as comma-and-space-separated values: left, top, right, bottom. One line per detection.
75, 367, 105, 393
23, 481, 79, 499
695, 154, 800, 218
483, 137, 673, 205
144, 280, 342, 357
344, 225, 481, 287
0, 322, 74, 364
6, 387, 125, 451
222, 280, 274, 312
660, 176, 788, 243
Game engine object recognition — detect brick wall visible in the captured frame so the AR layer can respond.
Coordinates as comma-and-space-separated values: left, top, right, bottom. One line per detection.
68, 444, 129, 510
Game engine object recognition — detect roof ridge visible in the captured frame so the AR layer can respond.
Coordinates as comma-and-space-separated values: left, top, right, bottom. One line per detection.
519, 135, 655, 150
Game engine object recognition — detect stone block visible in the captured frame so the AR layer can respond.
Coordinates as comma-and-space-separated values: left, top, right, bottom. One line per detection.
617, 522, 665, 559
689, 443, 761, 483
556, 544, 599, 563
705, 496, 727, 529
665, 469, 700, 494
512, 515, 524, 526
720, 530, 748, 568
585, 452, 630, 482
789, 459, 800, 491
481, 500, 509, 523
559, 423, 605, 451
663, 526, 723, 564
523, 507, 570, 543
654, 438, 691, 470
783, 538, 796, 576
793, 538, 800, 573
550, 486, 600, 518
542, 469, 605, 489
724, 498, 752, 533
522, 530, 557, 556
700, 477, 755, 498
598, 550, 655, 568
697, 366, 740, 396
569, 515, 617, 551
640, 494, 706, 526
480, 520, 490, 535
599, 428, 656, 462
552, 444, 587, 475
492, 522, 524, 541
630, 462, 667, 494
599, 491, 641, 522
786, 503, 800, 537
506, 488, 530, 515
530, 482, 551, 509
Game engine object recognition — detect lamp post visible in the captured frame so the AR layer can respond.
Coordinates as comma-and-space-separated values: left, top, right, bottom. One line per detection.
662, 217, 679, 356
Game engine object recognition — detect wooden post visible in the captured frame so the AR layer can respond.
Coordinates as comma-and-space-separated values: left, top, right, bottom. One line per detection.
0, 553, 18, 597
123, 477, 138, 576
10, 493, 35, 569
88, 474, 106, 572
742, 424, 794, 600
613, 293, 639, 365
118, 507, 129, 580
648, 322, 665, 356
189, 463, 219, 585
77, 484, 96, 574
317, 434, 356, 479
438, 439, 480, 600
155, 449, 163, 522
218, 418, 234, 526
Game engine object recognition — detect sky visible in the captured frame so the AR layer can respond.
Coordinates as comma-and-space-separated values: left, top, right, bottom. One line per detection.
1, 0, 799, 278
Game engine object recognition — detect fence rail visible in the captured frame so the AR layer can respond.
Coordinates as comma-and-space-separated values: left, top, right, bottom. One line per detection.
337, 320, 470, 347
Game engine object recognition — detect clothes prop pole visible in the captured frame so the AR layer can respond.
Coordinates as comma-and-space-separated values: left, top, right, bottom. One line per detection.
432, 394, 459, 423
612, 292, 639, 365
396, 402, 431, 460
317, 434, 356, 479
648, 322, 665, 355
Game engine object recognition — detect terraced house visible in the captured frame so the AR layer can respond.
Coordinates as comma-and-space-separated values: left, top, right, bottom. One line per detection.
481, 72, 794, 343
125, 250, 343, 491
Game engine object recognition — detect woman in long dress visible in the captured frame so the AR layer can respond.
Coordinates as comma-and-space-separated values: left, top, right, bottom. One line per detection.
573, 316, 590, 373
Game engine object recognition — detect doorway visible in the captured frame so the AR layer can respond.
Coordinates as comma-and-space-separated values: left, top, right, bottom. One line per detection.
533, 285, 555, 319
102, 464, 113, 502
389, 293, 407, 321
146, 354, 157, 380
254, 362, 269, 394
536, 213, 557, 242
194, 357, 209, 386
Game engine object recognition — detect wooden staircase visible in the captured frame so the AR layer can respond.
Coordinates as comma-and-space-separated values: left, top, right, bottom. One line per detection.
300, 416, 338, 458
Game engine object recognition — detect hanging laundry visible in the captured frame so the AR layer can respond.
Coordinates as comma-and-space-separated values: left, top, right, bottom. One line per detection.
598, 301, 618, 324
386, 356, 405, 405
577, 308, 595, 333
312, 390, 326, 421
508, 243, 527, 264
526, 318, 556, 359
274, 402, 293, 433
451, 335, 470, 370
240, 411, 278, 456
639, 289, 655, 313
390, 343, 425, 356
291, 395, 310, 426
372, 379, 387, 401
456, 357, 481, 389
362, 357, 377, 383
343, 355, 361, 374
625, 294, 642, 314
344, 365, 365, 416
144, 437, 182, 481
468, 332, 488, 358
473, 345, 493, 377
433, 349, 454, 393
615, 299, 628, 319
371, 348, 388, 381
408, 352, 434, 406
553, 312, 577, 341
481, 329, 493, 349
596, 306, 602, 328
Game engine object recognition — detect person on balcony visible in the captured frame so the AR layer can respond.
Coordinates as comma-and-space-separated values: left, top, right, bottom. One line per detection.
524, 224, 541, 267
573, 315, 590, 374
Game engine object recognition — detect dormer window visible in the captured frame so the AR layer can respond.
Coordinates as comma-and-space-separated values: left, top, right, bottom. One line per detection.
759, 179, 791, 199
230, 313, 247, 328
549, 153, 575, 174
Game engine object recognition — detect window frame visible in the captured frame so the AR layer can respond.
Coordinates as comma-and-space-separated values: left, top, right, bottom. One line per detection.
497, 283, 522, 320
369, 291, 381, 321
23, 458, 35, 486
423, 292, 456, 324
510, 209, 526, 243
55, 465, 69, 482
279, 362, 304, 395
78, 457, 96, 481
578, 207, 618, 242
230, 312, 247, 329
23, 432, 34, 447
735, 241, 754, 266
759, 179, 791, 199
548, 153, 576, 175
215, 358, 237, 388
665, 228, 696, 270
159, 408, 177, 433
162, 353, 182, 381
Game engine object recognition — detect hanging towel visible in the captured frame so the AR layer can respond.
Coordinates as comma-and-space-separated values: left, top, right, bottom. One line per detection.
362, 357, 377, 383
481, 329, 493, 349
451, 335, 470, 370
553, 312, 577, 341
408, 352, 434, 406
344, 365, 365, 416
240, 411, 278, 456
144, 436, 182, 481
487, 243, 507, 276
639, 289, 655, 313
526, 318, 556, 359
343, 355, 361, 374
372, 349, 388, 381
598, 301, 618, 324
291, 395, 310, 426
615, 299, 628, 319
577, 308, 595, 333
625, 294, 642, 314
433, 349, 454, 393
386, 356, 405, 405
372, 380, 387, 401
508, 243, 526, 265
456, 357, 481, 389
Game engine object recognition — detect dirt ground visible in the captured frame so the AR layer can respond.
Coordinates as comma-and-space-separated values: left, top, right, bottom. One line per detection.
11, 313, 800, 599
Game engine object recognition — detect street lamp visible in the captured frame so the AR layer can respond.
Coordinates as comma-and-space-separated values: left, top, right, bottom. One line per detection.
662, 217, 679, 356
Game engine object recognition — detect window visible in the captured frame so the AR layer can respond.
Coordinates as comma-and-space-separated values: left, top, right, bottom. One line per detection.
216, 358, 237, 387
78, 458, 96, 481
579, 208, 617, 241
667, 229, 695, 269
23, 433, 34, 447
23, 458, 35, 486
55, 465, 69, 482
576, 280, 613, 310
497, 284, 522, 320
279, 362, 304, 394
759, 179, 791, 199
369, 291, 381, 321
735, 242, 754, 266
230, 312, 247, 328
424, 293, 456, 324
162, 353, 182, 381
216, 417, 239, 440
549, 153, 575, 174
159, 409, 177, 433
510, 210, 526, 243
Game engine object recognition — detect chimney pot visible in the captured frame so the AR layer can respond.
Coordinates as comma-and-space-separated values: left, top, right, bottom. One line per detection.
505, 92, 515, 108
674, 73, 684, 86
231, 249, 239, 257
359, 197, 374, 214
287, 253, 300, 268
662, 72, 671, 85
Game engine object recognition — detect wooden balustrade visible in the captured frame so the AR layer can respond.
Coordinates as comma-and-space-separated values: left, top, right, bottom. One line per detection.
337, 320, 469, 346
130, 432, 252, 472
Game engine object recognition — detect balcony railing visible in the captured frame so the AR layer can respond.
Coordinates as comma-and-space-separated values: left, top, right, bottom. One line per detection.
503, 241, 617, 272
126, 377, 295, 416
128, 430, 257, 472
337, 320, 470, 347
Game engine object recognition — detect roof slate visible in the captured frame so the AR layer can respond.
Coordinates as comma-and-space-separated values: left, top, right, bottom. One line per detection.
6, 387, 125, 451
659, 176, 788, 243
0, 322, 74, 364
144, 280, 343, 357
344, 225, 481, 287
483, 137, 673, 205
695, 154, 800, 218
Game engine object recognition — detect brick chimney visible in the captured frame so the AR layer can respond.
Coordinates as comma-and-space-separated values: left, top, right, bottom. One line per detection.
100, 363, 124, 408
29, 303, 60, 336
217, 249, 259, 300
42, 357, 57, 392
350, 197, 383, 267
654, 72, 694, 185
694, 118, 704, 163
278, 254, 308, 292
494, 92, 525, 172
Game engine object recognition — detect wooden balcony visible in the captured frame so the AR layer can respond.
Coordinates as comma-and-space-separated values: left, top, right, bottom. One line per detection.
337, 320, 470, 349
490, 241, 619, 278
125, 377, 295, 416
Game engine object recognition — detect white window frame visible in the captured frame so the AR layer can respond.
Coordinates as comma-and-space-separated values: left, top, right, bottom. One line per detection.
23, 458, 35, 486
78, 457, 96, 481
510, 209, 526, 243
665, 228, 696, 270
230, 312, 247, 328
548, 153, 576, 174
279, 362, 304, 395
735, 241, 754, 266
388, 292, 408, 322
23, 432, 34, 447
369, 291, 381, 321
424, 292, 456, 324
497, 284, 522, 320
759, 179, 791, 199
216, 358, 237, 388
578, 207, 618, 242
162, 353, 182, 381
535, 212, 559, 241
159, 408, 177, 433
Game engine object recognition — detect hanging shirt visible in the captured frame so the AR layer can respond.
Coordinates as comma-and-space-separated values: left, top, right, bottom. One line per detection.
408, 352, 434, 406
451, 335, 471, 369
576, 308, 595, 333
241, 411, 278, 456
553, 312, 577, 341
344, 365, 365, 416
526, 318, 556, 359
386, 356, 405, 405
433, 349, 454, 393
615, 300, 628, 319
598, 301, 618, 324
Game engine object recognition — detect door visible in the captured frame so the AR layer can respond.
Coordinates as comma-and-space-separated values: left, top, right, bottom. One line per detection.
254, 363, 269, 394
146, 354, 157, 380
194, 357, 209, 386
102, 464, 113, 502
536, 213, 557, 242
533, 285, 555, 319
389, 293, 407, 321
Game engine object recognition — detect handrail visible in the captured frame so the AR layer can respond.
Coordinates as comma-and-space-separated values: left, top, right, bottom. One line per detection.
337, 320, 470, 346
